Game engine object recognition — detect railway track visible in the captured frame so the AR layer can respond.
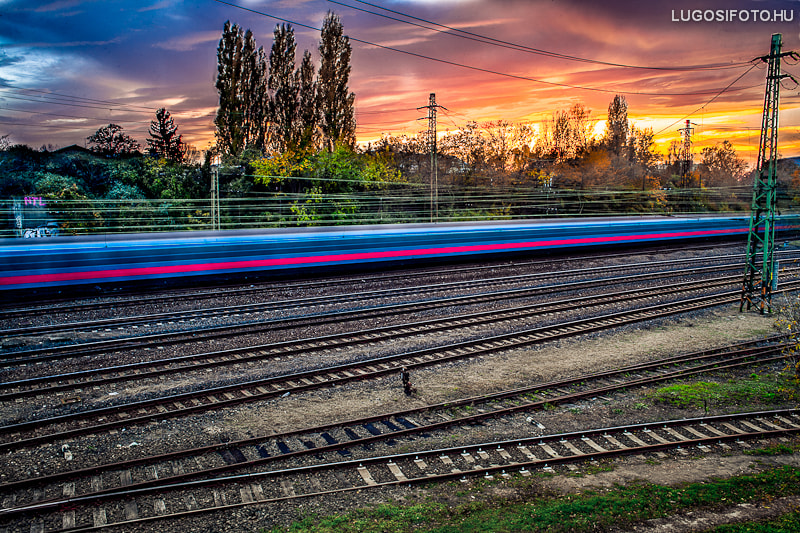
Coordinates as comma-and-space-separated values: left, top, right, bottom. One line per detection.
2, 245, 799, 532
1, 279, 798, 454
0, 272, 759, 399
0, 241, 750, 320
2, 408, 798, 532
1, 253, 765, 340
4, 258, 796, 369
0, 335, 788, 490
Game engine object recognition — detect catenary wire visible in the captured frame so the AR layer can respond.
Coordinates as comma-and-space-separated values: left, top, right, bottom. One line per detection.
653, 63, 761, 136
331, 0, 752, 71
211, 0, 760, 97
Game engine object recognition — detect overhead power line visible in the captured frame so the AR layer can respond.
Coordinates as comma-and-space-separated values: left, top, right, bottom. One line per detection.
0, 92, 153, 114
332, 0, 751, 72
0, 83, 155, 112
654, 63, 760, 136
356, 107, 418, 115
211, 0, 760, 97
0, 83, 211, 121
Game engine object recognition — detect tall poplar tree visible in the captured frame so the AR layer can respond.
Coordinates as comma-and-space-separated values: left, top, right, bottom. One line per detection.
268, 24, 300, 152
605, 94, 629, 156
297, 50, 319, 150
214, 21, 245, 157
242, 28, 268, 153
317, 12, 355, 151
214, 21, 268, 157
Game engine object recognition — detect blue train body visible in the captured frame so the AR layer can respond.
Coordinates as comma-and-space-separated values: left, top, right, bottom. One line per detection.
1, 215, 797, 295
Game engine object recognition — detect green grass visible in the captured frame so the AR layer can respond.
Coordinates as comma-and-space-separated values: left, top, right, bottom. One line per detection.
647, 374, 789, 410
265, 466, 800, 533
745, 442, 800, 456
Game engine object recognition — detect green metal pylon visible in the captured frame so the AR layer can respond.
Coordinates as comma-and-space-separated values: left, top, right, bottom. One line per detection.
740, 34, 786, 314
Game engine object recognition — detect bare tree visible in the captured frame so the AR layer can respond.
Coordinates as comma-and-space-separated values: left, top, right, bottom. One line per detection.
538, 103, 595, 162
567, 103, 595, 156
698, 140, 746, 187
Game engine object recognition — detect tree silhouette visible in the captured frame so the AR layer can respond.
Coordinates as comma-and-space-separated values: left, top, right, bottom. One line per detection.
147, 108, 184, 163
214, 21, 268, 157
605, 95, 629, 156
699, 140, 746, 187
268, 24, 300, 152
87, 124, 140, 157
297, 50, 319, 150
317, 12, 355, 150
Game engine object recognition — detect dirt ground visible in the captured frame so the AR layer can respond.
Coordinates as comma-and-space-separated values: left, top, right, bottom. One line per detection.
230, 304, 778, 435
235, 303, 800, 531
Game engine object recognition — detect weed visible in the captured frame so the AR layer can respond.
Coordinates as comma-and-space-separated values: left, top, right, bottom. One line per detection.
268, 467, 800, 533
583, 460, 615, 475
648, 375, 789, 411
745, 443, 798, 456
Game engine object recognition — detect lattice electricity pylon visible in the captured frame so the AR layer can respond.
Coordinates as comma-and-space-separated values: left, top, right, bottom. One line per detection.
417, 93, 446, 222
677, 120, 695, 188
427, 93, 438, 221
740, 33, 794, 314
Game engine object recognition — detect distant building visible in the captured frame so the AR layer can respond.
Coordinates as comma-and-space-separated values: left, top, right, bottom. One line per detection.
53, 145, 93, 155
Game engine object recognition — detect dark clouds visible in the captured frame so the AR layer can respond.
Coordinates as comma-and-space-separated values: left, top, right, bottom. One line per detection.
0, 0, 799, 157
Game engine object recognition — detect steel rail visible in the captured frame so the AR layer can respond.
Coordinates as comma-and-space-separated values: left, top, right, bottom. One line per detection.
0, 260, 749, 340
4, 262, 793, 368
0, 282, 756, 429
0, 281, 797, 454
0, 273, 751, 399
0, 337, 788, 498
0, 254, 743, 330
3, 409, 798, 530
0, 241, 749, 318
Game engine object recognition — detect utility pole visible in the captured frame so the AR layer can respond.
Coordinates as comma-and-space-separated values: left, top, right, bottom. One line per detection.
740, 33, 798, 314
418, 93, 446, 222
211, 153, 221, 231
677, 120, 695, 188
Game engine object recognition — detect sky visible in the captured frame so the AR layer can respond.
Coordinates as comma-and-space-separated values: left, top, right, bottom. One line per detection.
2, 0, 800, 166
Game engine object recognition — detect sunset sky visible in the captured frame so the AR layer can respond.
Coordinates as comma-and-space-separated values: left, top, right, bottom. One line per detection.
2, 0, 800, 166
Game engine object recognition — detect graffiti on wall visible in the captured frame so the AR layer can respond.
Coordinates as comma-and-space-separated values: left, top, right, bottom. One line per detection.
10, 197, 60, 237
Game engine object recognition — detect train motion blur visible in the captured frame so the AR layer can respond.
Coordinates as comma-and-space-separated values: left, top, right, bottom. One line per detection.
2, 215, 799, 296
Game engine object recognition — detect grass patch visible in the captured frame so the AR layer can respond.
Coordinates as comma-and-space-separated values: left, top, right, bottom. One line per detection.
745, 442, 800, 456
706, 509, 800, 532
647, 374, 789, 411
266, 466, 800, 533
